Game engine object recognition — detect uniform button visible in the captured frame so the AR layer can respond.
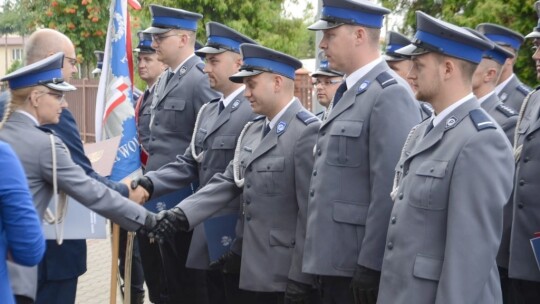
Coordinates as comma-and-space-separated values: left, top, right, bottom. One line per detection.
400, 164, 403, 169
398, 193, 403, 200
321, 131, 326, 136
391, 216, 397, 224
246, 184, 251, 189
404, 170, 409, 176
518, 203, 524, 209
291, 240, 296, 246
519, 179, 525, 186
202, 167, 207, 171
387, 242, 393, 250
240, 160, 244, 165
310, 189, 314, 197
341, 128, 345, 133
248, 166, 253, 172
150, 152, 154, 155
313, 170, 317, 176
220, 143, 224, 147
430, 168, 434, 172
267, 165, 271, 170
317, 149, 321, 156
246, 215, 251, 221
524, 156, 530, 163
151, 137, 155, 141
245, 200, 250, 205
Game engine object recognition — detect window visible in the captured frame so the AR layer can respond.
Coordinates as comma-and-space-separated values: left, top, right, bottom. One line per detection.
11, 48, 22, 61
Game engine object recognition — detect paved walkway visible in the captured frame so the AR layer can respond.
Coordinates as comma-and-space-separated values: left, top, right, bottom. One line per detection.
76, 234, 150, 304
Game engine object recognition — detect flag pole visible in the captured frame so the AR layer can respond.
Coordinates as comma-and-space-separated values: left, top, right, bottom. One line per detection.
110, 223, 120, 304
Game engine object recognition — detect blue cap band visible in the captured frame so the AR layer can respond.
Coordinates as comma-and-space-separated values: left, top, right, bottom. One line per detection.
9, 69, 62, 90
322, 6, 384, 28
484, 49, 509, 65
207, 35, 242, 52
152, 16, 197, 31
484, 34, 521, 50
140, 40, 153, 47
415, 30, 484, 63
243, 57, 296, 79
386, 43, 406, 54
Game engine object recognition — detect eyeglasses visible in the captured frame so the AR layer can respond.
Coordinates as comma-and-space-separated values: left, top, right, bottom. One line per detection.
151, 33, 181, 44
312, 79, 342, 87
37, 91, 65, 103
64, 56, 78, 67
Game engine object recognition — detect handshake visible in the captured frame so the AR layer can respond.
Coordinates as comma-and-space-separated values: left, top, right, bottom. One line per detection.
129, 177, 190, 241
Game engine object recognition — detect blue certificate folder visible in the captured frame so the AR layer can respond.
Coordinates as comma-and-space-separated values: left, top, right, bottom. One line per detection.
143, 182, 199, 212
531, 236, 540, 271
204, 214, 239, 262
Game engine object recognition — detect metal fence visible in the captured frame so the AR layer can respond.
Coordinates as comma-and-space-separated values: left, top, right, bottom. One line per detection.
67, 72, 313, 144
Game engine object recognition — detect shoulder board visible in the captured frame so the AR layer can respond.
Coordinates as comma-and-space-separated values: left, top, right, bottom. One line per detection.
469, 109, 496, 131
253, 115, 265, 121
496, 104, 517, 117
36, 126, 54, 134
517, 84, 532, 96
196, 62, 205, 72
296, 110, 319, 125
376, 71, 397, 88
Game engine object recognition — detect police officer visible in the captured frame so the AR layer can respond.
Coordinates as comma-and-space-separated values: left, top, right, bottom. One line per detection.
504, 2, 540, 302
141, 5, 220, 303
384, 30, 433, 120
477, 22, 531, 111
149, 44, 321, 303
311, 59, 343, 120
132, 21, 257, 304
377, 11, 514, 304
467, 28, 518, 143
0, 53, 158, 304
304, 1, 421, 303
91, 50, 104, 76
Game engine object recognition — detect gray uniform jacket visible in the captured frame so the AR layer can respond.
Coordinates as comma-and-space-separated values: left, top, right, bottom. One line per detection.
137, 85, 156, 153
145, 91, 255, 269
176, 99, 320, 292
378, 98, 515, 304
507, 88, 540, 282
302, 61, 421, 277
0, 112, 149, 299
498, 75, 531, 112
146, 55, 220, 171
481, 92, 518, 143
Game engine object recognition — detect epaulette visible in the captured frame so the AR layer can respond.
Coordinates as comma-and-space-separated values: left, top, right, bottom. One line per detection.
517, 84, 532, 96
420, 102, 434, 116
253, 115, 265, 121
496, 104, 518, 117
296, 110, 319, 125
376, 71, 397, 88
196, 62, 205, 72
469, 109, 496, 131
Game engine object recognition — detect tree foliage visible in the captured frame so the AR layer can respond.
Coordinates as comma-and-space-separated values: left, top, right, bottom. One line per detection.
381, 0, 539, 86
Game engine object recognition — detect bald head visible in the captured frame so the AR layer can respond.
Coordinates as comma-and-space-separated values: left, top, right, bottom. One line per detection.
25, 29, 78, 80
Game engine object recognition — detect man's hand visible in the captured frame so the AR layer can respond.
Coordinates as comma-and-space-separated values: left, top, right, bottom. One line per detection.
208, 250, 241, 274
124, 179, 149, 204
130, 176, 154, 198
284, 279, 312, 304
350, 265, 381, 304
152, 207, 190, 241
138, 212, 159, 238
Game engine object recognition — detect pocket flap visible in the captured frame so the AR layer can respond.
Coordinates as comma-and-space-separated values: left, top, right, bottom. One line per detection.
413, 254, 443, 281
211, 135, 237, 150
269, 229, 294, 247
332, 201, 368, 225
163, 99, 186, 111
256, 157, 285, 172
329, 120, 363, 137
517, 123, 529, 135
416, 160, 448, 178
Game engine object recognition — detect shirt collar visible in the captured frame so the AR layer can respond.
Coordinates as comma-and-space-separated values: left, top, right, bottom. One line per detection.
344, 57, 384, 90
432, 93, 474, 127
15, 109, 40, 126
494, 73, 515, 95
222, 85, 245, 108
266, 97, 296, 130
477, 91, 496, 105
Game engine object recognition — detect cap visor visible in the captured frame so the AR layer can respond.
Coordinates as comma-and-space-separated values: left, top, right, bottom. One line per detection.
525, 31, 540, 39
395, 44, 429, 57
195, 46, 227, 57
311, 70, 342, 77
134, 47, 155, 54
308, 20, 343, 31
384, 54, 407, 62
45, 82, 77, 92
143, 27, 171, 34
229, 70, 264, 83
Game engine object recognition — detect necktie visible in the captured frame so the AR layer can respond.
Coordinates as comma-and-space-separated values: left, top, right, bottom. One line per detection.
424, 120, 434, 137
262, 123, 271, 138
218, 100, 225, 115
165, 70, 175, 86
332, 81, 347, 108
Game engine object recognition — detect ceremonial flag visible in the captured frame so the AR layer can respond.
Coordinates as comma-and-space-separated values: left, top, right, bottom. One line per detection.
95, 0, 140, 182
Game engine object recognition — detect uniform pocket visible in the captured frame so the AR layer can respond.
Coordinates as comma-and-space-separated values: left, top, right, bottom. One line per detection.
162, 99, 186, 132
326, 120, 364, 167
254, 157, 285, 195
331, 201, 367, 270
408, 160, 448, 210
210, 135, 237, 169
413, 254, 443, 281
